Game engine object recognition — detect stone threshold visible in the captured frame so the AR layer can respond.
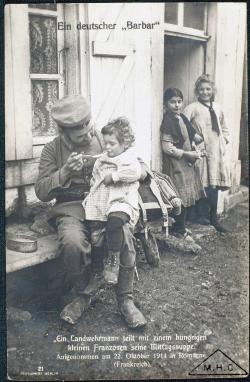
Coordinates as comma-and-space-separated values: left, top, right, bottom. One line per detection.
224, 185, 249, 213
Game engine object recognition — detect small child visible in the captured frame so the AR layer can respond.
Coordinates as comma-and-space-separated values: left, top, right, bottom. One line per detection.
83, 117, 141, 285
184, 74, 231, 232
161, 88, 206, 238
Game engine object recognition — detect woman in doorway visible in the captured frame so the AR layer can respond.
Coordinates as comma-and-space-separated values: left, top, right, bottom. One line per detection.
184, 74, 231, 232
161, 87, 206, 239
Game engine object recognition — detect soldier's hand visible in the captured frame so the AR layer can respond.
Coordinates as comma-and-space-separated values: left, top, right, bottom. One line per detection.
66, 152, 83, 171
61, 152, 83, 178
59, 153, 83, 184
81, 154, 97, 169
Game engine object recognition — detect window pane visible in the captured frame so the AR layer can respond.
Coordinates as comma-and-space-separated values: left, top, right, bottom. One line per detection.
165, 3, 178, 25
32, 80, 58, 136
183, 3, 205, 30
29, 15, 58, 74
29, 4, 57, 11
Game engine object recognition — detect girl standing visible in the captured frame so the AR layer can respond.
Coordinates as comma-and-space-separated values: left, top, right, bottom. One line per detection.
161, 88, 205, 238
184, 74, 231, 232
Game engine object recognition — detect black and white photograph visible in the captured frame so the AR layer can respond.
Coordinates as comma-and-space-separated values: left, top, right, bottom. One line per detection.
5, 2, 249, 380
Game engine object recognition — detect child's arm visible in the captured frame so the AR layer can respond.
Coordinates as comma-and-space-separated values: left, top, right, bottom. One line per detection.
104, 159, 141, 185
161, 133, 184, 159
220, 110, 230, 144
162, 133, 201, 164
113, 159, 141, 183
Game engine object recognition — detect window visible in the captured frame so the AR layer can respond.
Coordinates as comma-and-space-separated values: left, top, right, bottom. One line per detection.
164, 3, 178, 25
28, 4, 65, 143
164, 2, 208, 41
5, 3, 86, 162
183, 3, 206, 31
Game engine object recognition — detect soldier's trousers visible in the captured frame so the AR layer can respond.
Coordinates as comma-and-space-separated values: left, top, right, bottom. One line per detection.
56, 216, 92, 293
56, 214, 137, 292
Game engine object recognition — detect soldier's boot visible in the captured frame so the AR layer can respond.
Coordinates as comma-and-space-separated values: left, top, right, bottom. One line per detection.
103, 251, 120, 285
84, 247, 105, 295
60, 267, 92, 325
116, 264, 147, 329
60, 294, 92, 325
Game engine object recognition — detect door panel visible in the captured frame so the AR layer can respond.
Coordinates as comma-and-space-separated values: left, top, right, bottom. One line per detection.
87, 3, 164, 165
88, 4, 136, 130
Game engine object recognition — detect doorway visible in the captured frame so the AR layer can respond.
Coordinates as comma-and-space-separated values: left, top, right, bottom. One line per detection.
164, 35, 205, 108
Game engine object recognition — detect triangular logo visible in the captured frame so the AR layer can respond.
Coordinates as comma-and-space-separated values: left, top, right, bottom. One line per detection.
189, 349, 248, 376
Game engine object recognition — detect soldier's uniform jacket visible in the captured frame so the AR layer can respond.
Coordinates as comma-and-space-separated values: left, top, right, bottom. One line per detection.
35, 129, 104, 222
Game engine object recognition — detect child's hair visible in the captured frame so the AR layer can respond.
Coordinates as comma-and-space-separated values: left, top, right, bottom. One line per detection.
164, 88, 183, 105
101, 117, 135, 149
194, 74, 217, 99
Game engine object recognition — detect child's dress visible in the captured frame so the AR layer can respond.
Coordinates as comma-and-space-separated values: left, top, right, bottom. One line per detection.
161, 111, 205, 208
82, 147, 141, 227
184, 101, 231, 189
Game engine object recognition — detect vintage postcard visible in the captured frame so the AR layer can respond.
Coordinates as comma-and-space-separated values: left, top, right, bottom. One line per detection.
5, 2, 248, 380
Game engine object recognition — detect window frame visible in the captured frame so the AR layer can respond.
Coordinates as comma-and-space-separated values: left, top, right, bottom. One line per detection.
164, 3, 209, 42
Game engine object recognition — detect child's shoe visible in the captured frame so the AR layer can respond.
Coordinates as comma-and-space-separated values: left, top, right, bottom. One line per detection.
104, 251, 120, 285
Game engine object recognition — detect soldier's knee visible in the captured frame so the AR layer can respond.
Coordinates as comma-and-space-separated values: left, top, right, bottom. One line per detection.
60, 231, 83, 251
59, 230, 91, 261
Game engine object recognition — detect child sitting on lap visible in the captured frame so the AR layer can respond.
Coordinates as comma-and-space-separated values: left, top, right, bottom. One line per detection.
83, 117, 141, 285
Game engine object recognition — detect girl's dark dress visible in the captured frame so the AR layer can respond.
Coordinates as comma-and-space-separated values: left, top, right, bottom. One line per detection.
161, 111, 205, 208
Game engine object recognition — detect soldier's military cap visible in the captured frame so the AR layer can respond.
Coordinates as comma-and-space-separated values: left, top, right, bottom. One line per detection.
51, 95, 91, 129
